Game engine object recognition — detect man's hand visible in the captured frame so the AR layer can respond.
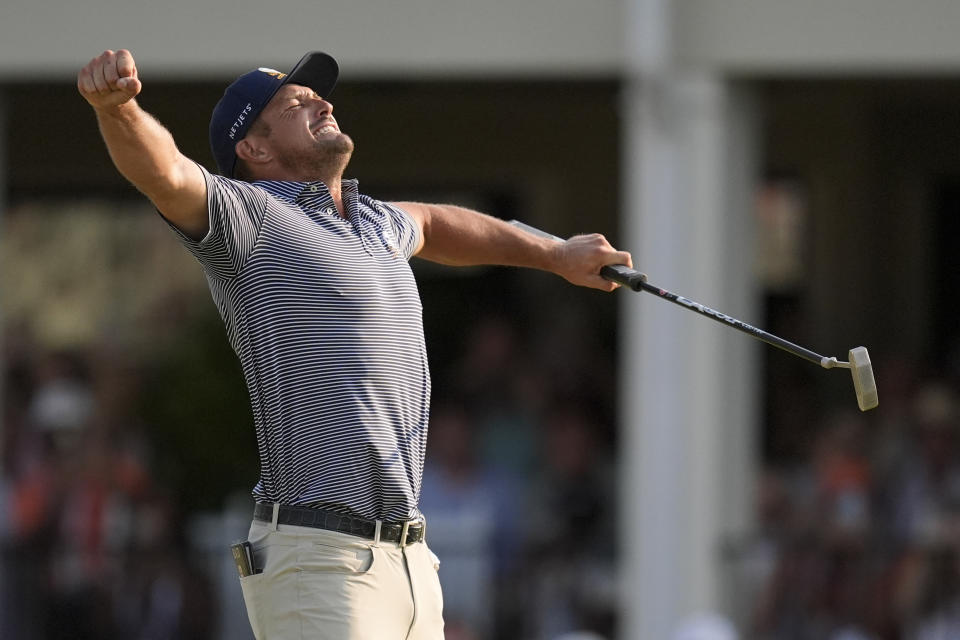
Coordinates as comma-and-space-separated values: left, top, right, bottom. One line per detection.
554, 234, 633, 292
77, 48, 208, 239
77, 49, 142, 111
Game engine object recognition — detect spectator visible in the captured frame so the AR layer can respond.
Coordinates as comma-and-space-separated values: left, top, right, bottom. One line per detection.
522, 404, 617, 640
419, 402, 523, 639
885, 382, 960, 546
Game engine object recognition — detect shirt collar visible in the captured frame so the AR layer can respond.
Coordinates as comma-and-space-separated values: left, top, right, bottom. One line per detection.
253, 178, 360, 213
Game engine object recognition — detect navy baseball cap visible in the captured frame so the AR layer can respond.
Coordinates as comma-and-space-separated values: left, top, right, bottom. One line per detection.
209, 52, 339, 177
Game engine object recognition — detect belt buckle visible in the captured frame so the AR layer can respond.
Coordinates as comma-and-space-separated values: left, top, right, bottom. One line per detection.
399, 520, 411, 546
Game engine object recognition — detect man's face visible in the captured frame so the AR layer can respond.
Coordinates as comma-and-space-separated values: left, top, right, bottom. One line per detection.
254, 83, 354, 178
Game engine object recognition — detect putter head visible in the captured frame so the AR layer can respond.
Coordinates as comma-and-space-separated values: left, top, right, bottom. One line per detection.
849, 347, 878, 411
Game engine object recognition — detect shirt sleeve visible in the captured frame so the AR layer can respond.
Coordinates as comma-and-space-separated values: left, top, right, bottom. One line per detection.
161, 164, 268, 279
373, 201, 422, 261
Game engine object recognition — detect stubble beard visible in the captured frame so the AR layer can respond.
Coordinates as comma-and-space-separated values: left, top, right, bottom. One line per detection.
277, 132, 355, 180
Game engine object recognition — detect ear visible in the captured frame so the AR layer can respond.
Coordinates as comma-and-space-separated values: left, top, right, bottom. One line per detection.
235, 136, 271, 167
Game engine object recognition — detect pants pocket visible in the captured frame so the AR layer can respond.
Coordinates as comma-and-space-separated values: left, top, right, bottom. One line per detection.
299, 542, 376, 574
294, 544, 382, 637
239, 572, 266, 640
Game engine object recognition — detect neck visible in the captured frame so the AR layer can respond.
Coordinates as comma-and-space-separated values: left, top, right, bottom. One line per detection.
324, 179, 346, 218
297, 153, 350, 217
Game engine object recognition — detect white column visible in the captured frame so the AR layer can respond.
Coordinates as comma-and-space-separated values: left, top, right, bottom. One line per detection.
0, 88, 6, 476
618, 3, 760, 638
0, 88, 7, 635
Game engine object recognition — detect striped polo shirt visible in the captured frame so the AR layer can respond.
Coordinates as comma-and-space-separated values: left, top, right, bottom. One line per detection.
169, 165, 430, 521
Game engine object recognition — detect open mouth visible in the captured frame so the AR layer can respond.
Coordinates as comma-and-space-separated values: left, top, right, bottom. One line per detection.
313, 122, 339, 135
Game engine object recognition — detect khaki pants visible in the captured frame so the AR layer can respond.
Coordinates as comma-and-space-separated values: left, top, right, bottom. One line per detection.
240, 517, 445, 640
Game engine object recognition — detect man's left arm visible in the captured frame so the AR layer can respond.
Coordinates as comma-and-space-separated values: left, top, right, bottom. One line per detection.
393, 202, 632, 292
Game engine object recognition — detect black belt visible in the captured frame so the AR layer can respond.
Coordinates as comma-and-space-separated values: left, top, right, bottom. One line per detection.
253, 503, 425, 546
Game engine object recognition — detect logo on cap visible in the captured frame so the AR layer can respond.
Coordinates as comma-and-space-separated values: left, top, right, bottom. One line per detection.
258, 68, 287, 79
228, 103, 254, 140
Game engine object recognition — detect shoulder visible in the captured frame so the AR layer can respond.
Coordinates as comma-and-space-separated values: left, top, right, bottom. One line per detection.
201, 171, 280, 216
359, 196, 418, 227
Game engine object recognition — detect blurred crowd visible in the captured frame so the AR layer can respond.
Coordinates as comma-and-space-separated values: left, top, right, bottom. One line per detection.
734, 357, 960, 640
0, 326, 218, 639
419, 311, 619, 640
419, 317, 960, 640
2, 304, 959, 640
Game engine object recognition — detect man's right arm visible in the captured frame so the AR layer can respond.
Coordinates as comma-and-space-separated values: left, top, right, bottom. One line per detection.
78, 49, 209, 240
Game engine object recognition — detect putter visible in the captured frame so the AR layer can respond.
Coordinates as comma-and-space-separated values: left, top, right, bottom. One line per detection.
510, 220, 879, 411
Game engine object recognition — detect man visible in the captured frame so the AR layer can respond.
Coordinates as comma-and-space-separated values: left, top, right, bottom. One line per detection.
77, 49, 632, 640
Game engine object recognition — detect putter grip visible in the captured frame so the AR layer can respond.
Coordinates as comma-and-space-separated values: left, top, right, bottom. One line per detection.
601, 264, 647, 291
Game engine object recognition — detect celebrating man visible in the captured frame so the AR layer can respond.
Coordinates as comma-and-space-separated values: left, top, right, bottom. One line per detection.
78, 48, 631, 639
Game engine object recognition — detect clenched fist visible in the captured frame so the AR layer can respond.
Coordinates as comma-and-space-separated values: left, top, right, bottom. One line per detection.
77, 49, 141, 111
555, 233, 633, 292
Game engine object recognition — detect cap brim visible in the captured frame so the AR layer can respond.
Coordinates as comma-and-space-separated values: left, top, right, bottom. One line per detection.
283, 52, 339, 99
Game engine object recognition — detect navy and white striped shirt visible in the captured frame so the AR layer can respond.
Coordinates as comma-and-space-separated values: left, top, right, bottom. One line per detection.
169, 165, 430, 521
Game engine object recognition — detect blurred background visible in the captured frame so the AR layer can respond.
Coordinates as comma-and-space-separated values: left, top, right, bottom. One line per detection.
1, 1, 959, 639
